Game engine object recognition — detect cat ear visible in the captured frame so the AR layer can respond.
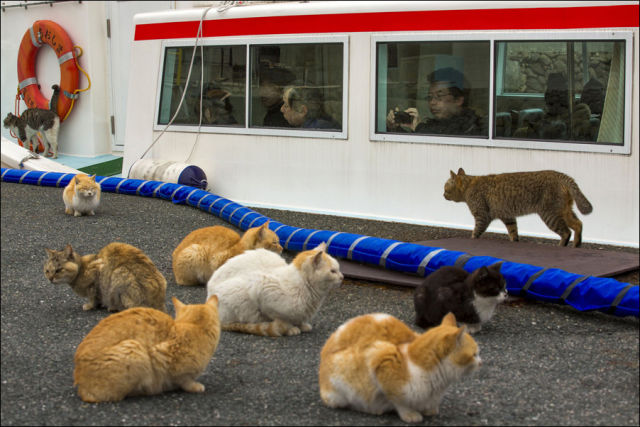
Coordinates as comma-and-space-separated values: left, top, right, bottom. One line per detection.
45, 248, 55, 257
257, 221, 269, 237
64, 244, 74, 259
172, 296, 185, 312
206, 294, 219, 306
441, 312, 457, 327
312, 251, 324, 267
90, 175, 96, 182
475, 266, 489, 280
457, 168, 466, 176
450, 170, 456, 179
313, 242, 327, 252
456, 325, 468, 347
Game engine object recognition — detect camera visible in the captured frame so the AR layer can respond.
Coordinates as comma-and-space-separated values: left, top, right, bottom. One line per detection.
394, 110, 412, 124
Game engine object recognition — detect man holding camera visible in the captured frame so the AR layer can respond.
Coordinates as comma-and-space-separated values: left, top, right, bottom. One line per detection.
386, 67, 483, 137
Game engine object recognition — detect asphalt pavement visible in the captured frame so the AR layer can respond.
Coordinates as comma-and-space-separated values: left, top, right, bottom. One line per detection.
1, 181, 638, 426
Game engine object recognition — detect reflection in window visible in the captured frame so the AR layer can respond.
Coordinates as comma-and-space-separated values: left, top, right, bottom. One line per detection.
495, 40, 625, 144
158, 45, 246, 126
249, 44, 343, 131
376, 41, 490, 137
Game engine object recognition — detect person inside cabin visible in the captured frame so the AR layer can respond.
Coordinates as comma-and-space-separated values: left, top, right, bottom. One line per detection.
281, 85, 341, 130
199, 82, 238, 125
258, 65, 297, 127
579, 77, 605, 140
513, 72, 596, 141
386, 67, 483, 136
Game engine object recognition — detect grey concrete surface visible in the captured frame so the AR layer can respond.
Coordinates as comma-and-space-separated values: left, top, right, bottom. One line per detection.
1, 181, 638, 426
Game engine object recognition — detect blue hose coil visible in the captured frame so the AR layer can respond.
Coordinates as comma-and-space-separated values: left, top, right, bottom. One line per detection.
2, 167, 637, 318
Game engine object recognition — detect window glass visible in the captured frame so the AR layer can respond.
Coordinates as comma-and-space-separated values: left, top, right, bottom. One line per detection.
376, 41, 490, 137
495, 40, 625, 144
158, 45, 246, 126
249, 44, 343, 131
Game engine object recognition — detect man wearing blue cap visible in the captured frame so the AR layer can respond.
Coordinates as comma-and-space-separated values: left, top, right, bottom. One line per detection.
387, 67, 483, 136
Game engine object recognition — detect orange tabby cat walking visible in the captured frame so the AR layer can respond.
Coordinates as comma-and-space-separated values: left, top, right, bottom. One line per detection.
172, 222, 282, 286
74, 295, 220, 403
319, 312, 480, 423
63, 174, 101, 217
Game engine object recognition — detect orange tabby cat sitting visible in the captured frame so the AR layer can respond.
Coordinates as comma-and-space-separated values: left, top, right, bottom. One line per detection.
74, 295, 220, 403
63, 174, 101, 217
172, 222, 282, 286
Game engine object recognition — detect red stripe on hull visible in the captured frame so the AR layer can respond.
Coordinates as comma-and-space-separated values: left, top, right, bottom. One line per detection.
134, 5, 639, 41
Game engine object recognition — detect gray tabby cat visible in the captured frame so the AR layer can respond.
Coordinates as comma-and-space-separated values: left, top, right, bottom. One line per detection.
444, 168, 593, 247
44, 242, 167, 312
3, 84, 61, 158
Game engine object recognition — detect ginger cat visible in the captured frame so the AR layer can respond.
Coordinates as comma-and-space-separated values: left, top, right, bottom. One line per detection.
444, 168, 593, 247
319, 312, 481, 423
172, 222, 283, 286
63, 174, 101, 217
74, 295, 220, 403
206, 242, 343, 337
44, 242, 167, 312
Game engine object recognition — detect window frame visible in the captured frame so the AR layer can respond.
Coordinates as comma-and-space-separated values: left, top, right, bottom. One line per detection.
370, 31, 632, 155
154, 35, 349, 140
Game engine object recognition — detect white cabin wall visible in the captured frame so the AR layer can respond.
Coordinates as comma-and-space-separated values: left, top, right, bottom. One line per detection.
0, 1, 111, 157
123, 8, 639, 248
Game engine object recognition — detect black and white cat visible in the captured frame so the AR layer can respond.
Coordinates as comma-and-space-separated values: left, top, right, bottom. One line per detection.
3, 85, 61, 158
414, 264, 507, 333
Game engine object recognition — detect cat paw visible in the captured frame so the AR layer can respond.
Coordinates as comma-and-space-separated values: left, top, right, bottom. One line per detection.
89, 211, 95, 216
182, 381, 205, 393
465, 323, 482, 334
82, 302, 95, 311
286, 326, 301, 336
73, 211, 82, 217
397, 408, 423, 423
300, 322, 312, 332
65, 208, 73, 215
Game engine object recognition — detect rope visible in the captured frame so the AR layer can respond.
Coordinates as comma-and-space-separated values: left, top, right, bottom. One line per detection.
62, 45, 91, 121
130, 6, 214, 177
9, 89, 21, 141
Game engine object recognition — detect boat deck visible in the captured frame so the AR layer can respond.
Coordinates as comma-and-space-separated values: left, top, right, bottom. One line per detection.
55, 153, 123, 177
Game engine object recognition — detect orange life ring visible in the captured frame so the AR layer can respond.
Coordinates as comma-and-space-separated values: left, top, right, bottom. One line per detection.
17, 20, 79, 122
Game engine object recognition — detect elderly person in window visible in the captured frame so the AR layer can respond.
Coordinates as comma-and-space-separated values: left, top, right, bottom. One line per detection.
281, 85, 341, 130
259, 65, 296, 127
386, 67, 483, 136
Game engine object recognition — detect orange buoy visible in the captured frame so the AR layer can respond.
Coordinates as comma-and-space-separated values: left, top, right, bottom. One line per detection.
17, 20, 80, 122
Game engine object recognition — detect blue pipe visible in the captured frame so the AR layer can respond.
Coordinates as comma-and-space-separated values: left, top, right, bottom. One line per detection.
2, 167, 637, 318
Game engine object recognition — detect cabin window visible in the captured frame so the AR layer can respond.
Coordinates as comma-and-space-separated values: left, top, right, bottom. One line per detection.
156, 36, 347, 138
157, 45, 247, 127
375, 41, 490, 138
372, 32, 631, 154
495, 40, 626, 145
249, 43, 344, 131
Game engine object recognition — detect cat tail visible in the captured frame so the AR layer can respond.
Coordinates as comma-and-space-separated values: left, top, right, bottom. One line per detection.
74, 339, 153, 403
49, 85, 60, 115
222, 318, 296, 337
560, 173, 593, 214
